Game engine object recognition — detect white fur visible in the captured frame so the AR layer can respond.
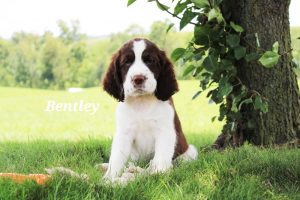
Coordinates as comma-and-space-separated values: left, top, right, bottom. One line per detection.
176, 144, 198, 161
123, 40, 157, 99
104, 95, 177, 180
104, 40, 197, 181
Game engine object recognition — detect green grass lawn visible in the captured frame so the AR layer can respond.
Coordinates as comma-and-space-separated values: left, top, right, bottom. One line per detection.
0, 80, 222, 141
0, 81, 299, 200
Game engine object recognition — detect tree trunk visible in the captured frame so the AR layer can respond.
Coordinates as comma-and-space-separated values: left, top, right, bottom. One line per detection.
221, 0, 300, 145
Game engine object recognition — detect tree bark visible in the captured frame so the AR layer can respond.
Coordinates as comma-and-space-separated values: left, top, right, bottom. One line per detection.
221, 0, 300, 145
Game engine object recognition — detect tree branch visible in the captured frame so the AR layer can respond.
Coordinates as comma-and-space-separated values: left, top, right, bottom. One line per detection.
155, 0, 199, 26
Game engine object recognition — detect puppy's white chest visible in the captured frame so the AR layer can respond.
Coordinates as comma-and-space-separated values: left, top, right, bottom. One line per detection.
116, 97, 174, 158
133, 126, 156, 158
126, 105, 160, 157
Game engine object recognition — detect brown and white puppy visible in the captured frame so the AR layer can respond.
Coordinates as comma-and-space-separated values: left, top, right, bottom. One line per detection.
102, 38, 197, 181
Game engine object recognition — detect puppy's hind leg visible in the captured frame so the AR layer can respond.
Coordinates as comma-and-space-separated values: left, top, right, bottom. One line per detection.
175, 144, 198, 162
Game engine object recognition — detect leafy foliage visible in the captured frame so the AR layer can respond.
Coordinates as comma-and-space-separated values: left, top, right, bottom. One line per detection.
0, 21, 98, 89
259, 51, 280, 68
127, 0, 137, 6
0, 20, 192, 89
129, 0, 282, 133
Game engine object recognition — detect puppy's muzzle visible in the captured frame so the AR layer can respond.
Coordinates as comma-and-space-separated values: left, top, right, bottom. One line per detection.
132, 74, 147, 88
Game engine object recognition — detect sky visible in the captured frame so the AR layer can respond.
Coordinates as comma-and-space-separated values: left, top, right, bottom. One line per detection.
0, 0, 299, 39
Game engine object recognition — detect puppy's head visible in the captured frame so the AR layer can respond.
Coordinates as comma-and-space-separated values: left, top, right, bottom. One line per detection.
103, 38, 178, 101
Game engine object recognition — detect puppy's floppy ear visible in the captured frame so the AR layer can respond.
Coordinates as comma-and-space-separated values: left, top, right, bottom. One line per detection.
155, 50, 179, 101
102, 52, 124, 101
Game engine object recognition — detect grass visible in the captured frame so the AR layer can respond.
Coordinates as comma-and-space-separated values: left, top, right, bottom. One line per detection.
0, 81, 299, 199
0, 80, 222, 141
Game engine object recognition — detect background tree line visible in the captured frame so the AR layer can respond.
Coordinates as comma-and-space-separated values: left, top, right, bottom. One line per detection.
0, 20, 299, 89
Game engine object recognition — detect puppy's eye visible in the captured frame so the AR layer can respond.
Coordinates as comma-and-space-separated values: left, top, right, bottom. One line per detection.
124, 59, 133, 66
144, 57, 154, 65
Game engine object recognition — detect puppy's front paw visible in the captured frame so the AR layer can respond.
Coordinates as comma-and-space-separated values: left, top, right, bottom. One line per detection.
102, 167, 116, 181
147, 159, 172, 174
95, 163, 109, 173
102, 172, 118, 184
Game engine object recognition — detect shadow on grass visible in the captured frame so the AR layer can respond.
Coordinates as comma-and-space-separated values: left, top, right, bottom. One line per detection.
0, 136, 299, 199
0, 139, 111, 174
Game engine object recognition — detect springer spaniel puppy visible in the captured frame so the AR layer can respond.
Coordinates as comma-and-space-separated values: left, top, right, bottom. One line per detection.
102, 38, 197, 181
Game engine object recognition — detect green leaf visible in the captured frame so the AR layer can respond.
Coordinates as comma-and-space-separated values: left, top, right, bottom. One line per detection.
209, 27, 223, 42
231, 98, 238, 112
174, 1, 187, 15
272, 41, 279, 53
234, 46, 246, 60
166, 23, 174, 33
211, 88, 223, 103
156, 1, 170, 11
193, 52, 204, 61
217, 78, 233, 98
219, 83, 233, 97
218, 103, 227, 121
245, 53, 260, 62
193, 66, 204, 77
230, 21, 244, 33
194, 25, 210, 46
208, 8, 223, 23
297, 37, 300, 40
238, 98, 253, 110
292, 58, 299, 68
191, 0, 209, 8
226, 34, 240, 48
192, 91, 202, 100
127, 0, 137, 6
180, 10, 197, 30
183, 65, 196, 77
202, 55, 218, 72
254, 96, 268, 113
181, 46, 194, 61
216, 14, 224, 23
208, 8, 218, 21
231, 104, 238, 112
221, 59, 233, 67
230, 122, 236, 131
214, 0, 224, 6
254, 96, 262, 110
171, 48, 185, 62
259, 51, 280, 68
200, 73, 211, 90
211, 116, 217, 122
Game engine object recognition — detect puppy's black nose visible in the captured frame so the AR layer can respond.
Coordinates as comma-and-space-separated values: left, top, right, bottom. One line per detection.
132, 75, 146, 87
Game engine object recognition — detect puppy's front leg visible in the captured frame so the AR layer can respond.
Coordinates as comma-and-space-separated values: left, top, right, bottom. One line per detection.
104, 132, 133, 180
149, 129, 176, 173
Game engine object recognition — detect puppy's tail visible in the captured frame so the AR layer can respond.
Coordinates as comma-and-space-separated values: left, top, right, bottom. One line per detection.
178, 144, 198, 161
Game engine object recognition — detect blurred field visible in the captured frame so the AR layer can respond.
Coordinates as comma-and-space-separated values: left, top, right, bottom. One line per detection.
0, 80, 222, 142
1, 81, 300, 199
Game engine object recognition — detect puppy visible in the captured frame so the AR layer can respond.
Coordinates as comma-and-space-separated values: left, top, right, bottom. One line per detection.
102, 38, 197, 181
